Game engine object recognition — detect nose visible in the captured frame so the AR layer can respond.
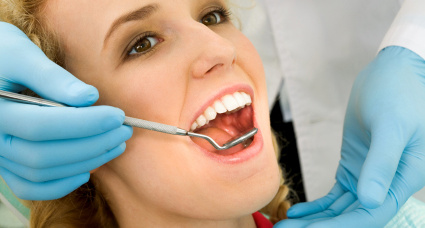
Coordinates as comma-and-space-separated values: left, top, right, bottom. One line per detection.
189, 24, 237, 79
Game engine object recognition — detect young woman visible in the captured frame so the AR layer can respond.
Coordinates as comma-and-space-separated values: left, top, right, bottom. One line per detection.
0, 0, 291, 227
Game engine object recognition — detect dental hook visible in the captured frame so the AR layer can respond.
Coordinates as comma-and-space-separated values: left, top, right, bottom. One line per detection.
0, 90, 258, 150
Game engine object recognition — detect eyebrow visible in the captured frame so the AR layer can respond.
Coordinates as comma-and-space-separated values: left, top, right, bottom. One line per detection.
104, 4, 159, 47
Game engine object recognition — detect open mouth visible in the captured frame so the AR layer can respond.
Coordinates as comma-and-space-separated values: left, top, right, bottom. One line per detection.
190, 92, 255, 155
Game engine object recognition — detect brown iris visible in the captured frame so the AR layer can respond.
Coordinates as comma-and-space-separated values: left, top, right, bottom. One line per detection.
201, 13, 219, 26
134, 38, 152, 53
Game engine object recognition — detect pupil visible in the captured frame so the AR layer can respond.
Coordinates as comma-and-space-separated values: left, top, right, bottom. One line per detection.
135, 39, 151, 53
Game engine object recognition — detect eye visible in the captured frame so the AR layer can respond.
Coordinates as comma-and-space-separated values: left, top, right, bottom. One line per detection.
128, 36, 160, 55
201, 11, 223, 26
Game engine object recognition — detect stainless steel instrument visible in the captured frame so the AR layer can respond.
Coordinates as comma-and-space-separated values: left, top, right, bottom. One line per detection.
0, 90, 257, 150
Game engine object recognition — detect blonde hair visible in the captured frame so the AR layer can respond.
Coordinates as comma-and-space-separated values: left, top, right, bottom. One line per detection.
0, 0, 292, 226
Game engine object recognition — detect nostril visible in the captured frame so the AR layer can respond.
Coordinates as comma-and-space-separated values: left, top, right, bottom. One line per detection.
206, 63, 223, 74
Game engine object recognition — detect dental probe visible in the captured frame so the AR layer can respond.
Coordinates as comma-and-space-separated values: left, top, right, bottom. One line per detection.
0, 90, 257, 150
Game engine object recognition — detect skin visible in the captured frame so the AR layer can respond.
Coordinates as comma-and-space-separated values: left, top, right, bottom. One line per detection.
42, 0, 281, 227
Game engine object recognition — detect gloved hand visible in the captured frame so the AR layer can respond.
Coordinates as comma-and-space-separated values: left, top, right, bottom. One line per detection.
0, 22, 133, 200
275, 46, 425, 227
274, 183, 402, 227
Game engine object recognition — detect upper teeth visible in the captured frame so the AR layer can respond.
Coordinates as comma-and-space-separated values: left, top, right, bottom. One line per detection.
191, 92, 252, 131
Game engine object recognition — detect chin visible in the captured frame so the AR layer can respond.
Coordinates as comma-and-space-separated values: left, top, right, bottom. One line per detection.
203, 139, 281, 220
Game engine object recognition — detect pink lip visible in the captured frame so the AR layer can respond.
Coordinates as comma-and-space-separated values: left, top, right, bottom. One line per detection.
187, 84, 255, 130
187, 84, 263, 164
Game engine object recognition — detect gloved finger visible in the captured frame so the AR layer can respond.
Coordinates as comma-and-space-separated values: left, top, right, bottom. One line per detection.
386, 151, 425, 207
0, 167, 90, 200
287, 183, 345, 218
300, 191, 356, 220
0, 125, 132, 169
0, 100, 125, 141
274, 217, 328, 228
0, 22, 98, 106
305, 195, 399, 228
357, 120, 407, 208
0, 143, 126, 182
342, 200, 361, 213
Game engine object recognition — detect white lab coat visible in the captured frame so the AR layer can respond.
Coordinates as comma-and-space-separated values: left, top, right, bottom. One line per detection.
235, 0, 425, 202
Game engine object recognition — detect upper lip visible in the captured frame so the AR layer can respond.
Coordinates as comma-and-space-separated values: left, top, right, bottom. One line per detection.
187, 84, 254, 130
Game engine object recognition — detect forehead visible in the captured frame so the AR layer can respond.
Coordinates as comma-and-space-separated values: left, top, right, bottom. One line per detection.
43, 0, 216, 33
44, 0, 151, 47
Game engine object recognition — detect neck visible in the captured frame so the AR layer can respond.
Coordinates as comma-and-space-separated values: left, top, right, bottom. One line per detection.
117, 212, 257, 228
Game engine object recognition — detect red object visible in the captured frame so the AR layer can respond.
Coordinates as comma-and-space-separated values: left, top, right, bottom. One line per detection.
253, 212, 273, 228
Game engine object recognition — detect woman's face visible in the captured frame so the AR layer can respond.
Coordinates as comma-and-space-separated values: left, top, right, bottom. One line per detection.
44, 0, 280, 226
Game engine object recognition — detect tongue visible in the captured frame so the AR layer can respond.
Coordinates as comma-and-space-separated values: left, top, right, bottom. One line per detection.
192, 127, 245, 155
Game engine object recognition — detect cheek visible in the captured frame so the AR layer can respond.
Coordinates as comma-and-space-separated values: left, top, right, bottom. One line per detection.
235, 35, 271, 130
108, 130, 189, 198
234, 35, 268, 101
81, 63, 188, 126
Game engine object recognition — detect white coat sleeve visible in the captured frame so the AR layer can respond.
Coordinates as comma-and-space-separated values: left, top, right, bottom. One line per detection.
379, 0, 425, 59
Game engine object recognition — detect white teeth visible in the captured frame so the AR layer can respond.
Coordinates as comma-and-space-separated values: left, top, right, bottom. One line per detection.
242, 92, 252, 105
196, 115, 207, 127
233, 92, 246, 107
221, 94, 239, 111
204, 107, 217, 121
191, 92, 253, 131
213, 100, 227, 114
190, 122, 198, 131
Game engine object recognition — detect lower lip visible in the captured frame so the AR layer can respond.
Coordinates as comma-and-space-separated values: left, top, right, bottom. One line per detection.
191, 122, 264, 164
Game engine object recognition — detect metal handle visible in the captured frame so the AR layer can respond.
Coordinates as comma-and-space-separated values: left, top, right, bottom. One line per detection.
0, 90, 67, 107
124, 117, 187, 135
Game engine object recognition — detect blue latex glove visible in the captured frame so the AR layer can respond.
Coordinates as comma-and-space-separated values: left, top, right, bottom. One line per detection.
0, 22, 133, 200
275, 46, 425, 227
274, 183, 401, 227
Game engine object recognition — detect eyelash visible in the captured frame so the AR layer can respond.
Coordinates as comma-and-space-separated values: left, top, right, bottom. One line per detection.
124, 6, 232, 61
